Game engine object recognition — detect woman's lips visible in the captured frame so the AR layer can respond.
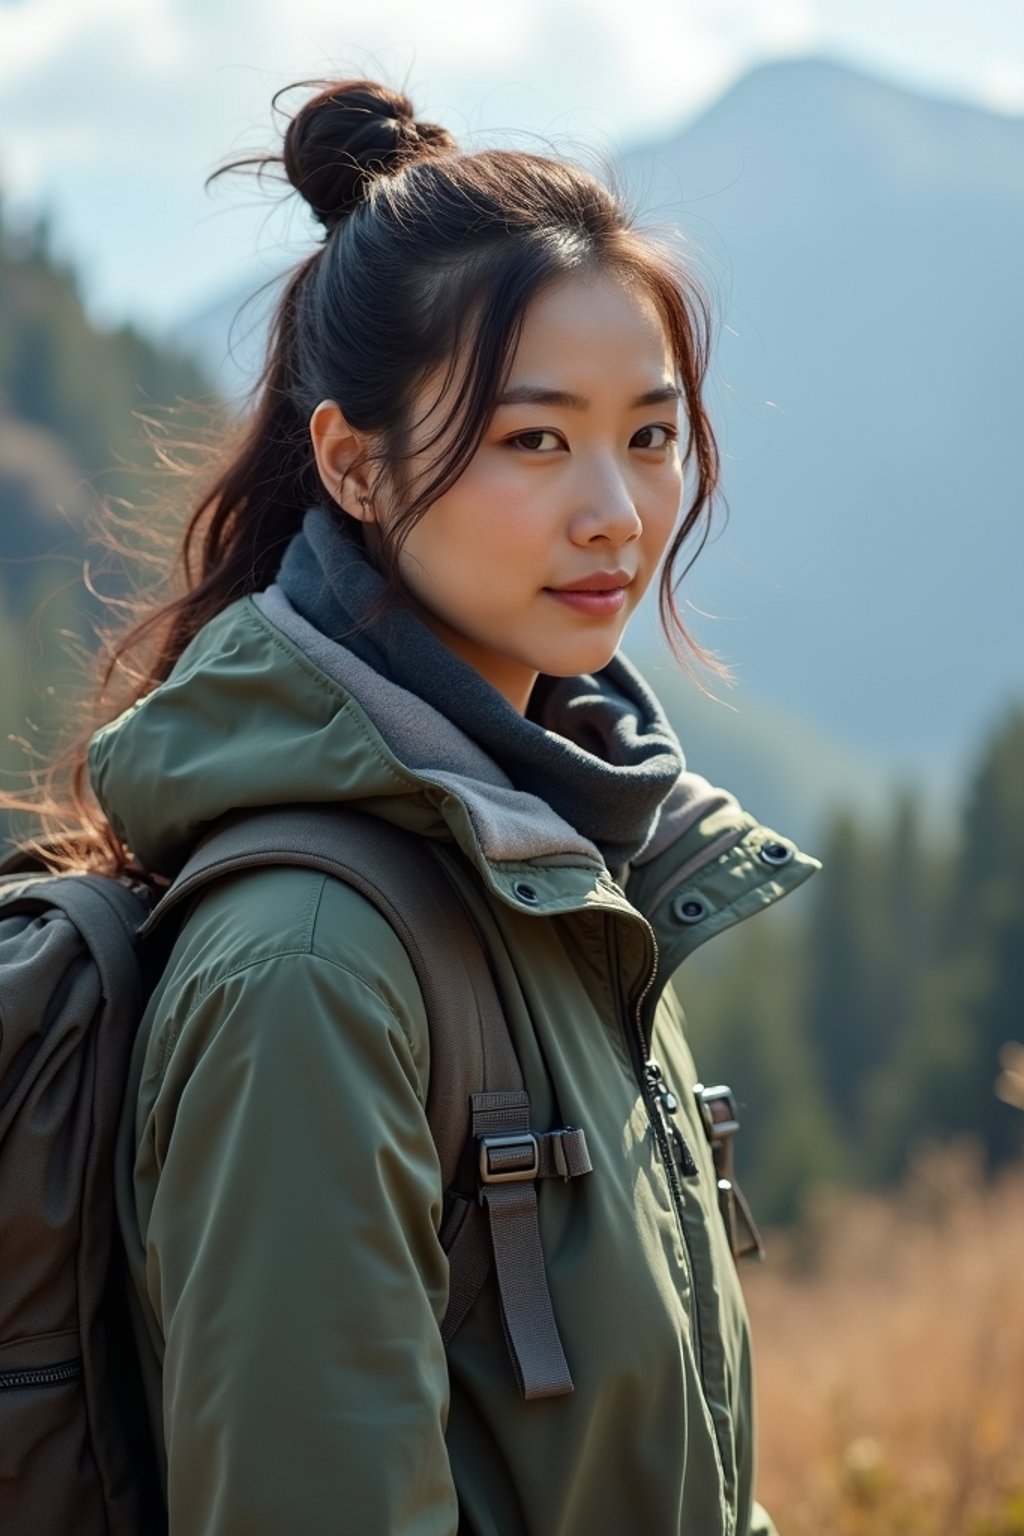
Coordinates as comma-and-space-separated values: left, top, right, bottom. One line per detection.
544, 586, 629, 616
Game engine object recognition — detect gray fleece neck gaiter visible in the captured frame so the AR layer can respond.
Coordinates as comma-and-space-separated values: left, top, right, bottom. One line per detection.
275, 505, 684, 869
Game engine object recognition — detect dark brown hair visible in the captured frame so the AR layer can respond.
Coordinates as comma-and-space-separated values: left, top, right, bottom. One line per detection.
8, 78, 723, 871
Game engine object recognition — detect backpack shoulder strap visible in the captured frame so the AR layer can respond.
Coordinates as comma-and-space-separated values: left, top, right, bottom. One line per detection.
146, 805, 589, 1399
1, 869, 151, 1025
146, 807, 502, 1178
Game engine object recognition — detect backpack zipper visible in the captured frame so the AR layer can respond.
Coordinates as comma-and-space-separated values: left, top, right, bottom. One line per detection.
0, 1359, 82, 1390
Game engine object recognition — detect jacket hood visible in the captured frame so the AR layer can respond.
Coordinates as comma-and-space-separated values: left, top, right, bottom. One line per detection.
88, 592, 717, 880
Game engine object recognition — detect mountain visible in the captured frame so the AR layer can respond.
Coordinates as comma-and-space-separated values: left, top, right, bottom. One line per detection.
620, 57, 1024, 790
168, 56, 1024, 833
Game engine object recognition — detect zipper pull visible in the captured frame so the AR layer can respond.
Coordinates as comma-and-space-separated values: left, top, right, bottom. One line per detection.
644, 1060, 700, 1178
667, 1117, 700, 1179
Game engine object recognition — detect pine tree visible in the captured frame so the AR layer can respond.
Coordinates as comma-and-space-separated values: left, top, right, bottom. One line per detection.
802, 814, 879, 1159
882, 708, 1024, 1164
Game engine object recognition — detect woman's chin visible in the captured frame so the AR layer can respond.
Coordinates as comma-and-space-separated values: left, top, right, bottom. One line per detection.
534, 637, 624, 678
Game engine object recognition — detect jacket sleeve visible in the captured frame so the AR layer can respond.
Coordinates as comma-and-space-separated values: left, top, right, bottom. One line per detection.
137, 939, 457, 1536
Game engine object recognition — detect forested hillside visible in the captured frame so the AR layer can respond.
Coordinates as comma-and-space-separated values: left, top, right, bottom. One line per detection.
0, 205, 211, 785
681, 703, 1024, 1220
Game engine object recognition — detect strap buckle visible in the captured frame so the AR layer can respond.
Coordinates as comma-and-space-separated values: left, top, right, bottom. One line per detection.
478, 1132, 540, 1189
695, 1084, 740, 1142
693, 1084, 765, 1263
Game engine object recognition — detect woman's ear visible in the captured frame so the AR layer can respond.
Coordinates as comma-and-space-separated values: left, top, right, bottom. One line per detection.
309, 400, 377, 522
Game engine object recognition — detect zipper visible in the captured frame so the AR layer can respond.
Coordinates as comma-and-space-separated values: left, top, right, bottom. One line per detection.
645, 1060, 699, 1177
0, 1359, 82, 1390
627, 919, 699, 1181
607, 913, 705, 1374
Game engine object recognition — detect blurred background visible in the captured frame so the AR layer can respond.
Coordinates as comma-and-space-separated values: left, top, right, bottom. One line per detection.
1, 1, 1022, 1528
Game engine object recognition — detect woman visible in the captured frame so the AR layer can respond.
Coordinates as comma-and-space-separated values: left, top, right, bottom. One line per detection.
68, 80, 816, 1534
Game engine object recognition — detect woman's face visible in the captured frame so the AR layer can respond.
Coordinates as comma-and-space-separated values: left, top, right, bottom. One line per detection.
320, 268, 686, 713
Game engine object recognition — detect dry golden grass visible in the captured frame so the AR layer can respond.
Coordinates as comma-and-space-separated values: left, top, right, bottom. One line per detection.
746, 1143, 1024, 1536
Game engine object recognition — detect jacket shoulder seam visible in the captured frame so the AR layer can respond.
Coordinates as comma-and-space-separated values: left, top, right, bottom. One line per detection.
160, 940, 424, 1099
184, 947, 405, 1031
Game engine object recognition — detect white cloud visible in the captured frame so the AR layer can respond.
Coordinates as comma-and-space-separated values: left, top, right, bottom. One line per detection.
0, 0, 185, 82
0, 0, 107, 78
978, 57, 1024, 114
0, 0, 816, 183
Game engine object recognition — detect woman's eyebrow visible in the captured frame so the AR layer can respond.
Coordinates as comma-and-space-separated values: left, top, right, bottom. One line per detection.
633, 385, 683, 408
495, 384, 682, 410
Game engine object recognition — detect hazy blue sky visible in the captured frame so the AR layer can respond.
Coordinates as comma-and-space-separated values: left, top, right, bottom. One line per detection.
1, 0, 1021, 332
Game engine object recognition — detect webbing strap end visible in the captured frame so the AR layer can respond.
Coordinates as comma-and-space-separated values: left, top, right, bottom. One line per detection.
480, 1181, 574, 1399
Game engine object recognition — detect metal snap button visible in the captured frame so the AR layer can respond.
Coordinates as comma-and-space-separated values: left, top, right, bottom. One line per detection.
513, 881, 539, 904
759, 841, 794, 867
673, 894, 708, 925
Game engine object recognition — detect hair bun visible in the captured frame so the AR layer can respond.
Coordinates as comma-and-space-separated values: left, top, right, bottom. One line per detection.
284, 79, 455, 232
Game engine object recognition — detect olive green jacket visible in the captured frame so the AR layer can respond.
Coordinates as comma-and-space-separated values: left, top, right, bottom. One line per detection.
92, 590, 819, 1536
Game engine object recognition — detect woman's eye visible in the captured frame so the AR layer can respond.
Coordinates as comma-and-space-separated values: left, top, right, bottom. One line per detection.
631, 424, 676, 450
510, 429, 563, 453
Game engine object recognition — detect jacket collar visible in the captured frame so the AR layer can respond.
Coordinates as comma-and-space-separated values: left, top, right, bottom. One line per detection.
257, 585, 820, 940
89, 589, 818, 945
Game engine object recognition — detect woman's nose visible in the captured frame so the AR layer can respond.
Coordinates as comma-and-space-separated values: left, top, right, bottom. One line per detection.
569, 462, 643, 547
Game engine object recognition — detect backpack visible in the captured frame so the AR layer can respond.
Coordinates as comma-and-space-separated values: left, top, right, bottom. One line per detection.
0, 804, 593, 1536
